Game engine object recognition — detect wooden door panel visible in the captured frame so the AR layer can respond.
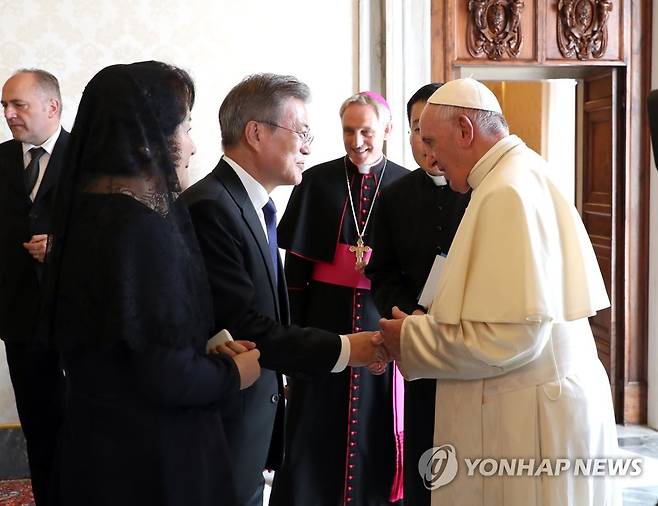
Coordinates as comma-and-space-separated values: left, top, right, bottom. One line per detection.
581, 72, 614, 383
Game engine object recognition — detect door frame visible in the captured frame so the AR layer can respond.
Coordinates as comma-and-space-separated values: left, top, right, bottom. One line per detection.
430, 0, 651, 424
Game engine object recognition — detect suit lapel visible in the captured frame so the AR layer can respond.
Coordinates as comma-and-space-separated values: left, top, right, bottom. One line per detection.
213, 160, 282, 317
3, 141, 31, 206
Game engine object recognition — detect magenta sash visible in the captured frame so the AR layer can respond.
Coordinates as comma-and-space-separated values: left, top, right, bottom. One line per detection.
389, 362, 405, 501
311, 243, 372, 289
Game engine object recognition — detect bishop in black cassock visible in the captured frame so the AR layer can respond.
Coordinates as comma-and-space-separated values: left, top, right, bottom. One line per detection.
272, 89, 408, 506
275, 155, 407, 505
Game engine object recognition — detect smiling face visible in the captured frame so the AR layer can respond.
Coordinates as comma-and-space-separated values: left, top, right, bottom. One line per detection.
259, 97, 311, 189
173, 112, 196, 190
341, 103, 390, 168
1, 72, 60, 145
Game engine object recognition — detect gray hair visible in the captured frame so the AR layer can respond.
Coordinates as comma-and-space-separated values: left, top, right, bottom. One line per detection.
339, 93, 391, 124
14, 68, 62, 114
434, 105, 508, 137
219, 73, 311, 148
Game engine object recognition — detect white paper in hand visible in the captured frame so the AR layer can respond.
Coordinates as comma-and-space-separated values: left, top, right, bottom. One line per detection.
418, 254, 447, 310
206, 329, 234, 354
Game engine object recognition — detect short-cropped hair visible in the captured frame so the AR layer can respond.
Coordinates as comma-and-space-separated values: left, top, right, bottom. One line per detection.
15, 68, 62, 113
339, 93, 391, 124
407, 83, 443, 123
434, 104, 509, 137
219, 73, 310, 148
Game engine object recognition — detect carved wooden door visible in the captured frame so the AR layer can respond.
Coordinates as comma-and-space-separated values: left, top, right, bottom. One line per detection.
578, 70, 623, 416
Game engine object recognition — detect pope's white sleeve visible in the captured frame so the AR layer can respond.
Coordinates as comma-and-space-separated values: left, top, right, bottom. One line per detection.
399, 315, 553, 381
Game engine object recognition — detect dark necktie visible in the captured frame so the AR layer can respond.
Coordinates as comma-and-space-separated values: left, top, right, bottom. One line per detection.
262, 198, 279, 282
25, 147, 46, 195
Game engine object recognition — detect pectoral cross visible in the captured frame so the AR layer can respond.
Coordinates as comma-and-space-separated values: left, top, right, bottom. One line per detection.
349, 237, 371, 271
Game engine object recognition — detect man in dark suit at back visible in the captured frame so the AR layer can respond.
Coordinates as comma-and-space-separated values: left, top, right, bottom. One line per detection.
182, 73, 384, 506
365, 83, 470, 506
0, 69, 68, 506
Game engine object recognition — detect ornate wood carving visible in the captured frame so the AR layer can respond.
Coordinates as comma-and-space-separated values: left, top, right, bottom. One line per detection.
467, 0, 524, 60
557, 0, 613, 59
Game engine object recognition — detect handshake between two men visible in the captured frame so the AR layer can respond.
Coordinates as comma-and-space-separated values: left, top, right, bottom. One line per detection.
211, 306, 411, 387
348, 306, 409, 374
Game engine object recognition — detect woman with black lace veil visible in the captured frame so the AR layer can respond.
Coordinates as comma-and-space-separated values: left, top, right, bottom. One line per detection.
44, 61, 260, 506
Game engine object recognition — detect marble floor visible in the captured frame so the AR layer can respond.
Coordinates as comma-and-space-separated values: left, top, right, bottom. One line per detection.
619, 425, 658, 505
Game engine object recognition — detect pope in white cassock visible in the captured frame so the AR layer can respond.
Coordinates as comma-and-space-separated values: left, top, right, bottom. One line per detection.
377, 78, 619, 506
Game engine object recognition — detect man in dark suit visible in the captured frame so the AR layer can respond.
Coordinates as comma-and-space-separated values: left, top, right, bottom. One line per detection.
0, 69, 68, 506
365, 83, 470, 506
182, 73, 384, 506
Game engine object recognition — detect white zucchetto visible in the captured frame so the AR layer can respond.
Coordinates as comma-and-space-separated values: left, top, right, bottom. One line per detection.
427, 78, 502, 114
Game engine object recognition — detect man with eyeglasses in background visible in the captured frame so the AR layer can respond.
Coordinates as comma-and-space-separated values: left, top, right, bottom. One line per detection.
182, 74, 385, 506
271, 92, 408, 506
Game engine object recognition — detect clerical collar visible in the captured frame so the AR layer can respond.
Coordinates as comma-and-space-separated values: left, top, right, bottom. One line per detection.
425, 172, 447, 187
346, 155, 385, 175
467, 134, 524, 190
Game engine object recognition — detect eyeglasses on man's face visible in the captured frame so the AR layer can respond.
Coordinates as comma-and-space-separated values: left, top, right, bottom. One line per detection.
262, 120, 314, 146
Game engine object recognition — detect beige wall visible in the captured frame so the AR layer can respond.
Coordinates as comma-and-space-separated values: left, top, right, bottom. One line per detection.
481, 80, 576, 202
484, 81, 545, 155
0, 0, 357, 425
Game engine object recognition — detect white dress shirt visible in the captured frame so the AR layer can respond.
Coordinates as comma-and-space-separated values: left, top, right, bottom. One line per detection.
224, 155, 270, 239
22, 125, 61, 201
